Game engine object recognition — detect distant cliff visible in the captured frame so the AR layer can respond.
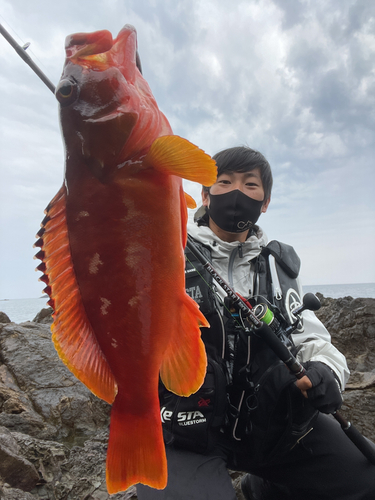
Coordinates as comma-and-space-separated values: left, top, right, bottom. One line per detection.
0, 296, 374, 499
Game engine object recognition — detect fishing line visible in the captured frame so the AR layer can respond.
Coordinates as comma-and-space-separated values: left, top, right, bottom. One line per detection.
0, 16, 47, 72
0, 16, 24, 44
0, 18, 55, 93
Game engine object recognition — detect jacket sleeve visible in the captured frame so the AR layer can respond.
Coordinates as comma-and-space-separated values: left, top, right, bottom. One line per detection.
290, 279, 350, 390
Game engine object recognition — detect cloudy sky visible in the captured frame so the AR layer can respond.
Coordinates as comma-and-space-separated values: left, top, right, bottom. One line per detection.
0, 0, 374, 300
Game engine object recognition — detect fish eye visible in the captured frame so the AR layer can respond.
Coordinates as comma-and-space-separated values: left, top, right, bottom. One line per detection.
55, 79, 79, 106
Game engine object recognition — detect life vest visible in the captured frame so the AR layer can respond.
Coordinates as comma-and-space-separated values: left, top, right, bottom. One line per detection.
160, 237, 317, 462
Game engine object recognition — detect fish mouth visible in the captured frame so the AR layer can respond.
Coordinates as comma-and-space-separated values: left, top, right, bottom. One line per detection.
65, 24, 142, 79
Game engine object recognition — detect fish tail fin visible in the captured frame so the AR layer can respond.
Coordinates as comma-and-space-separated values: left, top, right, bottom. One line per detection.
106, 395, 167, 494
160, 293, 208, 396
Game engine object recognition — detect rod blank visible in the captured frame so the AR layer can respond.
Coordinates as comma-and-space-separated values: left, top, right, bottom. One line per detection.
0, 24, 56, 93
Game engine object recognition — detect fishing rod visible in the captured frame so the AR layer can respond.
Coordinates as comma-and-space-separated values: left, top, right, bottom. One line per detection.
186, 234, 375, 465
0, 23, 56, 94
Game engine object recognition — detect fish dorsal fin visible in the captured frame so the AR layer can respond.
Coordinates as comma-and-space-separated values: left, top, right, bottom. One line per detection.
160, 293, 208, 396
34, 185, 118, 404
184, 192, 197, 209
143, 135, 217, 187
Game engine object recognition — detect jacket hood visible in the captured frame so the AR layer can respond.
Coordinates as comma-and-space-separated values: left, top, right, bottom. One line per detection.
187, 219, 268, 298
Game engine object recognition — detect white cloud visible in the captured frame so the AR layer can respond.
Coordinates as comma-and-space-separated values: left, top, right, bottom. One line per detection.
0, 0, 374, 299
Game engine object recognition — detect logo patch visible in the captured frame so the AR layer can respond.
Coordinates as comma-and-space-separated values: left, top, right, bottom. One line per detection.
160, 407, 207, 426
237, 220, 253, 230
285, 288, 304, 332
186, 285, 203, 302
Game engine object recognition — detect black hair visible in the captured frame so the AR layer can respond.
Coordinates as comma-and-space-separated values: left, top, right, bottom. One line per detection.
203, 146, 273, 201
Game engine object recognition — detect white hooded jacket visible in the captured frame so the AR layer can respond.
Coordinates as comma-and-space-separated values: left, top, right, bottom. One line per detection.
188, 221, 350, 390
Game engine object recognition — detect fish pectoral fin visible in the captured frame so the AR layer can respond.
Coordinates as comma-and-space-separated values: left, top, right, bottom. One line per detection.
143, 135, 217, 187
160, 294, 208, 397
35, 185, 118, 404
184, 192, 197, 209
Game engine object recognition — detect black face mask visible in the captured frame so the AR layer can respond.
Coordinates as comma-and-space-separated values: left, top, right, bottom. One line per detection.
207, 190, 264, 233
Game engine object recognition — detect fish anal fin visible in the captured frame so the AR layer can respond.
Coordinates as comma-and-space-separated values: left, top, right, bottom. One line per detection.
160, 294, 208, 396
35, 185, 118, 404
144, 135, 217, 187
106, 395, 167, 493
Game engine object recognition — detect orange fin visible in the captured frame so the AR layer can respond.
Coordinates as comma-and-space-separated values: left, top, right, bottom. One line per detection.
184, 192, 197, 209
180, 186, 188, 248
160, 294, 208, 396
35, 185, 117, 404
106, 394, 167, 493
144, 135, 217, 186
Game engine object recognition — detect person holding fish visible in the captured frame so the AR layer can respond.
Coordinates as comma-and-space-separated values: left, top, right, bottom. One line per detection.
137, 146, 375, 500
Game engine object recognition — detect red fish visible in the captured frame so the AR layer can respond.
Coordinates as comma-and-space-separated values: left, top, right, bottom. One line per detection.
34, 25, 216, 493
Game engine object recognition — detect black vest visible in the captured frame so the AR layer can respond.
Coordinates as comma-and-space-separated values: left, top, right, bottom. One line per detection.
160, 237, 317, 462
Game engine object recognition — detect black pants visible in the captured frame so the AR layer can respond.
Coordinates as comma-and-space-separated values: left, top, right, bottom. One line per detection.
137, 414, 375, 500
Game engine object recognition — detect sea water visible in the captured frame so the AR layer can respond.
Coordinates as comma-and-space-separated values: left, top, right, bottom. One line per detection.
302, 283, 375, 300
1, 283, 374, 324
0, 297, 49, 324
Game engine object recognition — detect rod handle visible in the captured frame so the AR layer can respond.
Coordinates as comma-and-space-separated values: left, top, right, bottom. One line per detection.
333, 413, 375, 465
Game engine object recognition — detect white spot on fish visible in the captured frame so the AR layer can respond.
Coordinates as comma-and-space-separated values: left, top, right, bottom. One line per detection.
117, 159, 144, 170
89, 253, 103, 274
76, 211, 90, 221
125, 243, 142, 269
77, 131, 85, 156
100, 297, 111, 315
111, 338, 118, 348
121, 198, 145, 269
122, 198, 142, 221
128, 295, 140, 307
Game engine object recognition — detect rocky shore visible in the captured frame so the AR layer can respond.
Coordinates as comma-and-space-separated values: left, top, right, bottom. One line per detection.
0, 295, 374, 500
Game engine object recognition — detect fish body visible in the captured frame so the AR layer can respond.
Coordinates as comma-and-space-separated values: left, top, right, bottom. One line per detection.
35, 25, 216, 493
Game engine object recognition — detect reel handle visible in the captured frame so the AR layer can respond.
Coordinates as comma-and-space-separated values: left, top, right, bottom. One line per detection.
293, 292, 321, 317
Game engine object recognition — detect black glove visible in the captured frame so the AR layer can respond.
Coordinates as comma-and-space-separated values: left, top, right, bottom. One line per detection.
303, 361, 343, 414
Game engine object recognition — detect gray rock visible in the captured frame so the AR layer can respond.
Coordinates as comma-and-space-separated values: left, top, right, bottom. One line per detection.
315, 294, 375, 372
0, 485, 36, 499
8, 431, 136, 500
0, 426, 39, 492
32, 308, 53, 325
341, 388, 375, 443
0, 312, 11, 324
0, 362, 49, 438
0, 321, 111, 444
0, 297, 374, 499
